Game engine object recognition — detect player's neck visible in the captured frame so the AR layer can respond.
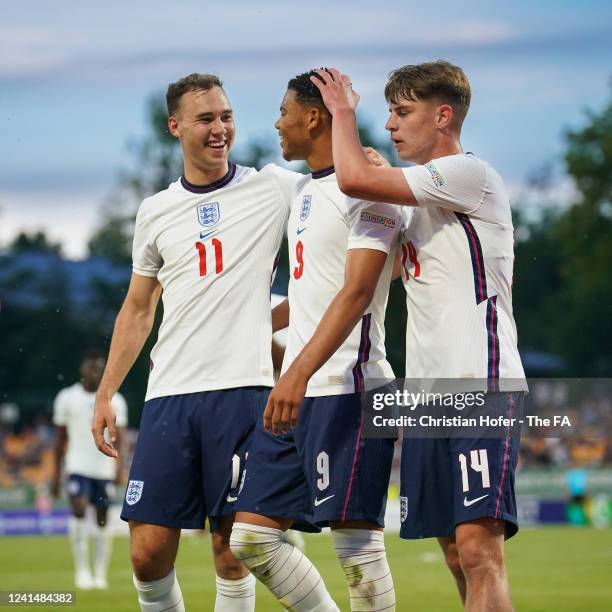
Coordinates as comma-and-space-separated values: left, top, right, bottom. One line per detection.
421, 136, 463, 164
306, 149, 334, 174
183, 160, 229, 187
81, 380, 98, 393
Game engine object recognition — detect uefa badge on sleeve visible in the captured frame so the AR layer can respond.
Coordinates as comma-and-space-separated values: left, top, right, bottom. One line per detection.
125, 480, 144, 505
300, 195, 312, 221
197, 202, 221, 227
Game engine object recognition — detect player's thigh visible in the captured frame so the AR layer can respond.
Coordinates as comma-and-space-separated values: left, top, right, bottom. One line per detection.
399, 437, 455, 539
450, 411, 520, 539
129, 521, 181, 581
121, 394, 206, 529
298, 393, 395, 526
198, 387, 273, 526
234, 397, 310, 524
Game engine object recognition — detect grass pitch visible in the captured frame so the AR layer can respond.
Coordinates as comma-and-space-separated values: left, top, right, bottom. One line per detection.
1, 528, 610, 610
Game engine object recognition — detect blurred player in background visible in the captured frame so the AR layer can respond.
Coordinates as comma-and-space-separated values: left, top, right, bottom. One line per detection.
92, 73, 297, 612
52, 348, 127, 590
313, 62, 527, 612
231, 70, 400, 612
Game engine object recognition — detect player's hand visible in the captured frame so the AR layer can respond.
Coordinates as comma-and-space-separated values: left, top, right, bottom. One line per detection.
92, 394, 119, 458
363, 147, 391, 167
311, 68, 359, 115
263, 369, 307, 435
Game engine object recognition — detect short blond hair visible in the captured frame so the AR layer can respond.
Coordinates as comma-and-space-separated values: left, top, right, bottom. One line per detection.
385, 60, 471, 129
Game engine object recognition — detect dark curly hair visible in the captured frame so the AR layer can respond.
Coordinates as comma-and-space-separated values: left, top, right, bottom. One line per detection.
287, 69, 331, 109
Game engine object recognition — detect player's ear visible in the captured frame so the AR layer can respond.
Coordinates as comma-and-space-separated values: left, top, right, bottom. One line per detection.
436, 104, 454, 130
308, 107, 324, 130
168, 115, 180, 139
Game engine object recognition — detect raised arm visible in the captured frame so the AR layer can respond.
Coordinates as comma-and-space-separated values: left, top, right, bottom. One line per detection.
92, 274, 161, 457
264, 248, 388, 435
311, 68, 417, 205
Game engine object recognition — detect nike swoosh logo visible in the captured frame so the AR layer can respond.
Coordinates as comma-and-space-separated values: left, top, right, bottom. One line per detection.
297, 227, 307, 235
226, 494, 238, 502
314, 494, 335, 507
463, 494, 488, 507
200, 230, 215, 239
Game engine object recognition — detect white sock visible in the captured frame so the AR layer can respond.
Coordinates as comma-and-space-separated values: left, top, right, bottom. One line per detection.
132, 568, 185, 612
230, 522, 339, 611
331, 529, 395, 611
214, 573, 256, 611
69, 517, 90, 575
92, 524, 112, 581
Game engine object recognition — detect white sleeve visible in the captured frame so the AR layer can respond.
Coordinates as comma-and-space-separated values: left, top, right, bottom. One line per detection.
52, 390, 68, 426
346, 199, 401, 254
401, 155, 487, 214
112, 393, 128, 428
132, 201, 162, 277
264, 164, 302, 214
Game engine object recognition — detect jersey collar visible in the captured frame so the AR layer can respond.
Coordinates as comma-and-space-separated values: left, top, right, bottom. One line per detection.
181, 162, 237, 193
311, 165, 335, 180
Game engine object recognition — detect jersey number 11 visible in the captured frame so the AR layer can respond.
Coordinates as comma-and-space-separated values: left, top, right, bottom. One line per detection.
195, 239, 223, 277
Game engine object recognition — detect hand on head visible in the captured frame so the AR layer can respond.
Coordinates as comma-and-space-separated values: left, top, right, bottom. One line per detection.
311, 68, 359, 115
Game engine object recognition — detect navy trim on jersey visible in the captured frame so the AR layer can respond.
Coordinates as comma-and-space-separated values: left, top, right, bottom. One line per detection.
455, 212, 488, 304
181, 162, 237, 193
486, 296, 500, 384
311, 165, 335, 180
352, 314, 372, 392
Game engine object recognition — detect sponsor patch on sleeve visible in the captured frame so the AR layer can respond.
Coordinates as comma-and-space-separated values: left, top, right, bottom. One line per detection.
425, 162, 446, 187
359, 211, 397, 228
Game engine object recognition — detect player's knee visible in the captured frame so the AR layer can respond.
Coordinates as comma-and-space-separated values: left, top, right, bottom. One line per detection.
458, 540, 504, 578
72, 507, 86, 519
229, 522, 281, 575
212, 531, 246, 578
443, 546, 463, 578
131, 544, 173, 582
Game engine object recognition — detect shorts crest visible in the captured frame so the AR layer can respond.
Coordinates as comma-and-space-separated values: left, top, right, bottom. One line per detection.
126, 480, 144, 506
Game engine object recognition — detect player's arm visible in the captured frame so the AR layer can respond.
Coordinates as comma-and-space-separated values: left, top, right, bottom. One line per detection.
51, 425, 67, 497
93, 273, 161, 457
311, 68, 417, 205
264, 248, 387, 435
272, 297, 289, 332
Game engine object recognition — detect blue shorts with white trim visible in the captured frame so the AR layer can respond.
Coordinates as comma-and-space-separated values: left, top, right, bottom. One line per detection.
120, 387, 268, 531
235, 392, 396, 528
399, 392, 522, 540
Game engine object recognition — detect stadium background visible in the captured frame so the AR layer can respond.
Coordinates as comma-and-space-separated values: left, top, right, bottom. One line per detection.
1, 2, 611, 610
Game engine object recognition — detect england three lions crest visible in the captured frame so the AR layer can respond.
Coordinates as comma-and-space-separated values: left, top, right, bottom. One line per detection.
125, 480, 144, 506
197, 202, 220, 227
300, 195, 312, 221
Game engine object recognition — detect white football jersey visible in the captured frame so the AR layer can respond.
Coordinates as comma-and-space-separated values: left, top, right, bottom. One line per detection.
400, 154, 526, 387
132, 162, 298, 400
53, 383, 128, 480
282, 167, 400, 396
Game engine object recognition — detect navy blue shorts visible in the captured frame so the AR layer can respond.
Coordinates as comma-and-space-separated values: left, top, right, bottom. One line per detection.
121, 387, 267, 531
400, 392, 522, 540
235, 393, 396, 527
67, 474, 112, 509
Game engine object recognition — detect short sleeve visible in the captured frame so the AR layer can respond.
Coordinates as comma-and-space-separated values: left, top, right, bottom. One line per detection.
132, 202, 162, 277
346, 199, 401, 254
112, 393, 128, 428
52, 390, 68, 426
401, 155, 487, 214
263, 164, 302, 214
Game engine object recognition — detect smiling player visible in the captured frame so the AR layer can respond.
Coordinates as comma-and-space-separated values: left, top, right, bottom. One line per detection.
231, 70, 400, 612
92, 73, 298, 612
